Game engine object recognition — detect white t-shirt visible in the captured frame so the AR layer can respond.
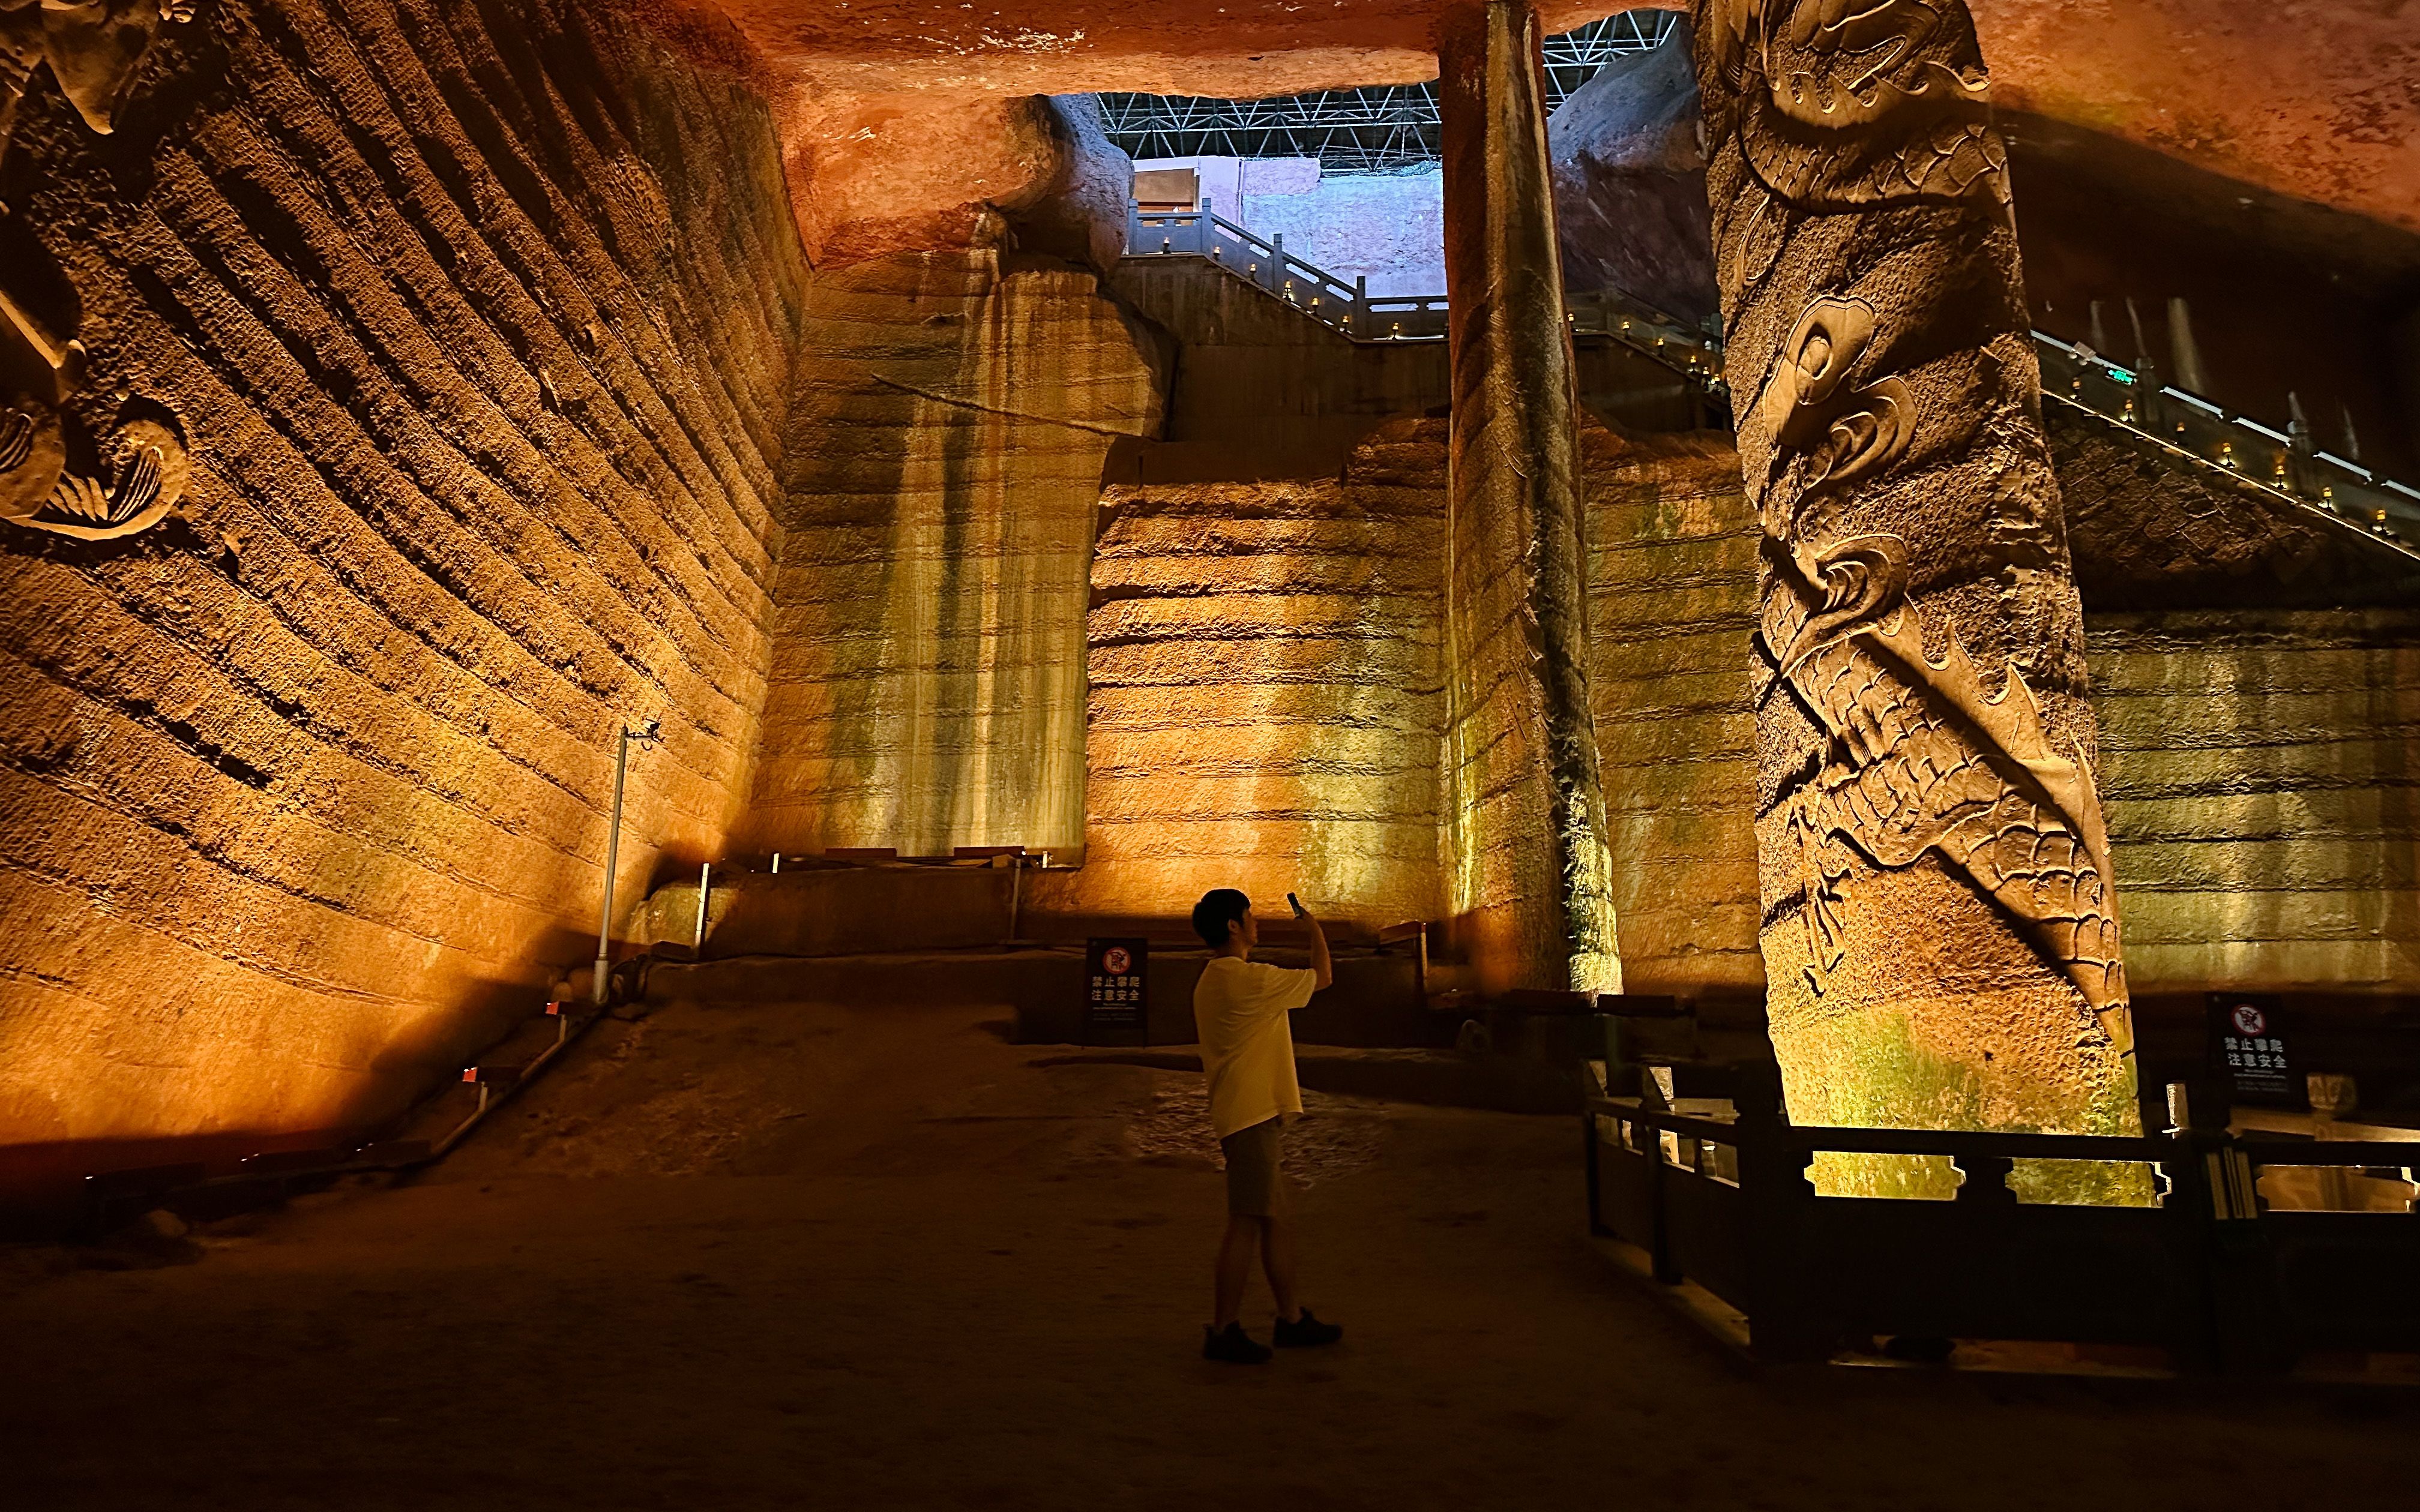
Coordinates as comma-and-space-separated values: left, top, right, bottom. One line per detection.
1193, 956, 1318, 1139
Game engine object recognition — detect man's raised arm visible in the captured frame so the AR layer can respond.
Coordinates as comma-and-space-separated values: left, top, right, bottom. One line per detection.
1293, 895, 1334, 992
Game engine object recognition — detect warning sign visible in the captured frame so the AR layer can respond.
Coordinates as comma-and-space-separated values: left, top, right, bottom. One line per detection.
1085, 937, 1149, 1046
2209, 992, 2299, 1106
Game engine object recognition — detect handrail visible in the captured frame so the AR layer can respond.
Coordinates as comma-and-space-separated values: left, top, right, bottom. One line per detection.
2032, 330, 2420, 555
1125, 201, 1728, 392
1585, 1085, 2420, 1369
1590, 1091, 2420, 1169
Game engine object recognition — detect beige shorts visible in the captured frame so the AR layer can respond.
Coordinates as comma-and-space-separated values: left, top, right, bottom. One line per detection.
1220, 1117, 1291, 1217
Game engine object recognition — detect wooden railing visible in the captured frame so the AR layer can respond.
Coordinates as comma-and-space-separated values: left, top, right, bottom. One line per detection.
1586, 1067, 2420, 1370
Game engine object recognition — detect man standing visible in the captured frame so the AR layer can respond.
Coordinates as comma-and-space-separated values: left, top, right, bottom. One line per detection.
1190, 888, 1346, 1364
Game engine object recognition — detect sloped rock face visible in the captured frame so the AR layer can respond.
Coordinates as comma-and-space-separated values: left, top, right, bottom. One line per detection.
0, 0, 807, 1187
2051, 402, 2420, 609
1029, 420, 1452, 934
744, 250, 1164, 860
1549, 19, 1719, 325
781, 91, 1134, 271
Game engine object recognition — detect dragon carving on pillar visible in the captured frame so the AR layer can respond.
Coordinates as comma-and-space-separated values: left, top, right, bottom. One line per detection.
1691, 0, 2136, 1121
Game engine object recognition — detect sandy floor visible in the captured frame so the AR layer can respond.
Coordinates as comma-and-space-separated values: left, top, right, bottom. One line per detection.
4, 999, 2417, 1511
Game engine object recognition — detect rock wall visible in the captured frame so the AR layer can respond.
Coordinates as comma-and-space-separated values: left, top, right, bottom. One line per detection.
0, 0, 807, 1195
2093, 610, 2420, 992
1105, 255, 1710, 486
744, 250, 1163, 861
1583, 425, 1762, 994
1105, 256, 1453, 482
1028, 420, 1449, 934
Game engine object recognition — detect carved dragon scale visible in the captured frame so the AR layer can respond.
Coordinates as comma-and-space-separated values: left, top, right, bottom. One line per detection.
1695, 0, 2133, 1059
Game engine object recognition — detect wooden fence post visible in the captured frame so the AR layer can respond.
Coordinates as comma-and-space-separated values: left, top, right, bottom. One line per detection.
1733, 1061, 1826, 1363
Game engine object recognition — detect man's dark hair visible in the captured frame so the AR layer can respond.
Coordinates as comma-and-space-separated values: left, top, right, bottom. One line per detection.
1191, 889, 1250, 947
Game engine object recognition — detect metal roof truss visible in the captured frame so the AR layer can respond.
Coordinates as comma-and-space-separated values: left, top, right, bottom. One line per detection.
1098, 11, 1679, 172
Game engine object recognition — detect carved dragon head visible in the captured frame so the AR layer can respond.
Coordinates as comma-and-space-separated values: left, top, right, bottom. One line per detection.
1771, 532, 1909, 673
1765, 0, 1988, 132
1700, 0, 2008, 210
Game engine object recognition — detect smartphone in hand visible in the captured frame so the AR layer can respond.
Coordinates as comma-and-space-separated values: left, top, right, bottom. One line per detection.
1287, 892, 1307, 919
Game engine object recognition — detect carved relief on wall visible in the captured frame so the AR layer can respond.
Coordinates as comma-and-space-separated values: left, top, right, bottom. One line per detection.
0, 1, 198, 541
1, 392, 186, 539
1693, 0, 2137, 1140
1701, 0, 2004, 211
1, 1, 195, 146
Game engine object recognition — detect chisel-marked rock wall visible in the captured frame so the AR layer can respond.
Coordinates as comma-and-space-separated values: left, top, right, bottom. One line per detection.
745, 250, 1163, 860
2093, 610, 2420, 992
1028, 419, 1449, 933
0, 0, 807, 1193
1583, 426, 1763, 994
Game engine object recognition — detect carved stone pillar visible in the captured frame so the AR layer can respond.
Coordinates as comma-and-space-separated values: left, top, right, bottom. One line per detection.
1436, 0, 1620, 994
1689, 0, 2140, 1187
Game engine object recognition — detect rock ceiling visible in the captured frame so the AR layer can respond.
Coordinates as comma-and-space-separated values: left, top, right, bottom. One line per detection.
667, 0, 2419, 256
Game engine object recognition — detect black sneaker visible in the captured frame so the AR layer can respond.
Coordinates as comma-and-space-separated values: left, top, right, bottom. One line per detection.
1273, 1308, 1343, 1348
1203, 1322, 1272, 1364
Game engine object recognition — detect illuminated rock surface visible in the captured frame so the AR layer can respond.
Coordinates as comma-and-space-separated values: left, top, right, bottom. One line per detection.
1029, 421, 1450, 934
0, 0, 2413, 1204
742, 249, 1162, 860
1693, 0, 2148, 1188
1439, 1, 1619, 995
2093, 610, 2420, 993
1583, 425, 1762, 994
0, 0, 805, 1181
1584, 406, 2420, 1006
